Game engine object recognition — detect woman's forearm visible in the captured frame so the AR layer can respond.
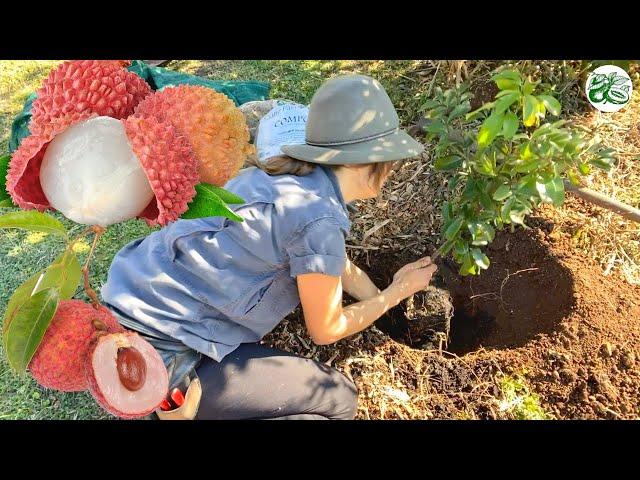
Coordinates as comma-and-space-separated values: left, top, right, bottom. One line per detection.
317, 284, 405, 344
340, 259, 381, 301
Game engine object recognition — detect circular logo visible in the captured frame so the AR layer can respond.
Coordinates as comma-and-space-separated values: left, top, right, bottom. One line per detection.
585, 65, 633, 112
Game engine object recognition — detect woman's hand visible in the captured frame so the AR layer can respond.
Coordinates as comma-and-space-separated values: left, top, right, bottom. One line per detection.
389, 256, 437, 299
297, 257, 436, 346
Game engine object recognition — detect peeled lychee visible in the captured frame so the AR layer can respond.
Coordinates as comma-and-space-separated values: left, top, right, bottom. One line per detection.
7, 114, 199, 226
40, 116, 155, 226
134, 85, 253, 186
29, 300, 124, 392
29, 60, 151, 138
85, 331, 169, 419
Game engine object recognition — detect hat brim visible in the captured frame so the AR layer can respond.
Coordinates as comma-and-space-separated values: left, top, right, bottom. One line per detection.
280, 129, 424, 165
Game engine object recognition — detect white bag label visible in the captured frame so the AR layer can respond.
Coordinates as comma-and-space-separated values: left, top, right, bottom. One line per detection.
256, 102, 309, 163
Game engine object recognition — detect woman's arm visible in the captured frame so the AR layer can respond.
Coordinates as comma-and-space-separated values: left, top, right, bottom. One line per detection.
340, 258, 381, 301
297, 257, 437, 345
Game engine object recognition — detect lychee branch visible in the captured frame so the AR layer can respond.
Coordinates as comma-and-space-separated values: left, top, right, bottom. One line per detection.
82, 226, 106, 309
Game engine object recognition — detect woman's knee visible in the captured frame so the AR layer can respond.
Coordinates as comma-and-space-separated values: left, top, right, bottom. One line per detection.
328, 369, 358, 420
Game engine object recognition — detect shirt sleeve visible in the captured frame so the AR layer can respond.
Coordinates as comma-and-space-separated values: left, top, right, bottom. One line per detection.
285, 217, 347, 278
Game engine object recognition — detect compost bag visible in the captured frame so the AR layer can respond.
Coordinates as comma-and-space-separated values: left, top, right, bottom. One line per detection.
9, 60, 271, 152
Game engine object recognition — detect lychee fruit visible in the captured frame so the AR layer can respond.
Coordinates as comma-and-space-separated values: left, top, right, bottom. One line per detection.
134, 85, 253, 186
29, 60, 151, 138
29, 300, 124, 392
85, 331, 169, 419
39, 116, 155, 226
7, 114, 199, 226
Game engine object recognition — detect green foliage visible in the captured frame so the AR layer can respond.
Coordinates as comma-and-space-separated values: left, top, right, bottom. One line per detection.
2, 249, 80, 336
182, 183, 245, 222
498, 374, 549, 420
422, 67, 615, 275
0, 210, 68, 239
4, 287, 59, 373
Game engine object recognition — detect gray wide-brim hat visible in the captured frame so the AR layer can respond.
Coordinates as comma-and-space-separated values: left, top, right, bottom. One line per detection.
281, 74, 424, 165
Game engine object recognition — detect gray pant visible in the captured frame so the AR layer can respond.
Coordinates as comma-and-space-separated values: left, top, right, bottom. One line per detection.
195, 343, 358, 420
106, 305, 357, 420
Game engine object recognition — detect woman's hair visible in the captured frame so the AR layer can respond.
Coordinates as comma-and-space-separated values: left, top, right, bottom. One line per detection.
247, 154, 397, 189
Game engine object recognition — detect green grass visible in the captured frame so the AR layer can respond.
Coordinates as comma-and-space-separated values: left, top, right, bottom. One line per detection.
169, 60, 431, 125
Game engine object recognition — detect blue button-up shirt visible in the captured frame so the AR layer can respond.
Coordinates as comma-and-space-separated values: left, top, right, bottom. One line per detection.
101, 166, 351, 362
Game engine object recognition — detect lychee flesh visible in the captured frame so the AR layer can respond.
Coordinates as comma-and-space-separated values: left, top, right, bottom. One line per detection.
39, 116, 155, 226
29, 300, 124, 392
86, 331, 168, 419
134, 85, 253, 186
7, 112, 96, 212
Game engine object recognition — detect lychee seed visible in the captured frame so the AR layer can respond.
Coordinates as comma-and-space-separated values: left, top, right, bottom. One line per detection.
86, 331, 168, 419
116, 347, 147, 392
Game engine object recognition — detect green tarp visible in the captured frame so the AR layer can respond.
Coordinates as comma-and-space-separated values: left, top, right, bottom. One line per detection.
9, 60, 270, 152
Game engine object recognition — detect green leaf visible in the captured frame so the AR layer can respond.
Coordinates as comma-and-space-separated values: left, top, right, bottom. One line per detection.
514, 159, 540, 173
501, 196, 516, 222
522, 95, 539, 127
182, 184, 244, 222
590, 156, 615, 170
200, 184, 245, 204
492, 70, 522, 90
459, 253, 478, 276
495, 89, 519, 98
567, 170, 582, 186
522, 76, 540, 96
493, 184, 512, 201
494, 92, 520, 114
0, 199, 14, 208
538, 95, 561, 116
454, 240, 469, 257
449, 101, 471, 119
477, 112, 505, 148
425, 120, 446, 134
438, 238, 456, 257
578, 163, 591, 175
474, 154, 496, 176
471, 248, 490, 270
434, 155, 463, 171
468, 221, 495, 246
546, 177, 565, 206
5, 287, 60, 373
444, 216, 464, 241
502, 111, 519, 139
0, 210, 67, 237
466, 102, 495, 121
536, 179, 553, 204
2, 250, 80, 335
0, 154, 10, 201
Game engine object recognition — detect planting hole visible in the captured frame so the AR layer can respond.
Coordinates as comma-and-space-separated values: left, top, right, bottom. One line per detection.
362, 228, 576, 355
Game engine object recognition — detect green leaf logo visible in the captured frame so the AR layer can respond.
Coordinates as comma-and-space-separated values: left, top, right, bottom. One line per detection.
586, 65, 633, 112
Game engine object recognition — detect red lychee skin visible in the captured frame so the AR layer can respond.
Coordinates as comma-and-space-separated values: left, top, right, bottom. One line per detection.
6, 112, 96, 211
85, 331, 168, 419
133, 85, 253, 186
123, 116, 199, 226
29, 60, 151, 138
29, 300, 124, 392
